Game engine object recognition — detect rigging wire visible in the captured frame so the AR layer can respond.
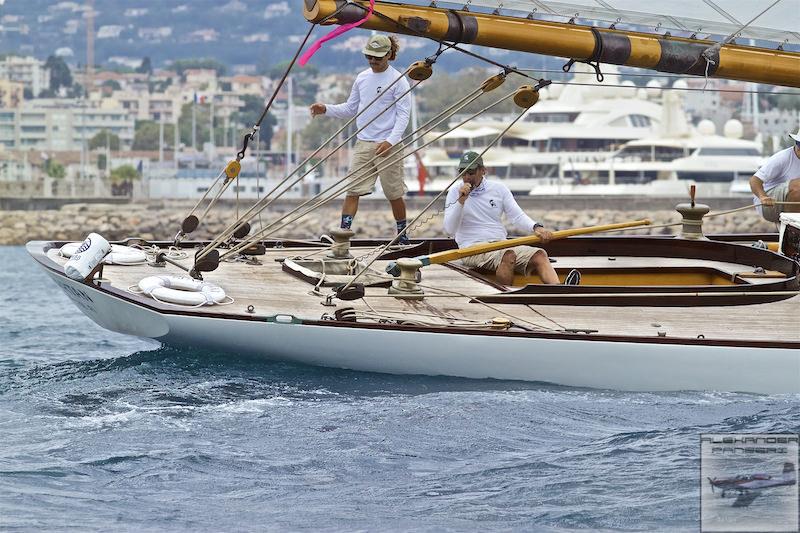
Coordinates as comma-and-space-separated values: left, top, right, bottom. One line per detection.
173, 22, 323, 245
336, 87, 539, 293
548, 80, 800, 95
350, 1, 545, 85
196, 63, 423, 261
346, 268, 559, 332
514, 68, 800, 95
718, 0, 783, 46
351, 2, 800, 95
220, 83, 498, 260
175, 4, 353, 247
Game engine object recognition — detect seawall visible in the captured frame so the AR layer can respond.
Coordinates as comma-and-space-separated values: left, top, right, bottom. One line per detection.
1, 196, 776, 245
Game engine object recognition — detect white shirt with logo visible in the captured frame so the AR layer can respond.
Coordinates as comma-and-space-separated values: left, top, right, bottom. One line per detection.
325, 66, 411, 146
443, 179, 538, 248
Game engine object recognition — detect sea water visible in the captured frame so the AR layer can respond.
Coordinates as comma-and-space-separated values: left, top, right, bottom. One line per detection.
1, 246, 798, 531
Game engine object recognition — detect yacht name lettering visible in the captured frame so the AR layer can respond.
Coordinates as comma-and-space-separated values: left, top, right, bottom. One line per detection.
57, 282, 95, 304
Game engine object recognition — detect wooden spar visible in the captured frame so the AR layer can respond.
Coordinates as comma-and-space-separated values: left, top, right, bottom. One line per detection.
419, 219, 652, 266
303, 0, 800, 88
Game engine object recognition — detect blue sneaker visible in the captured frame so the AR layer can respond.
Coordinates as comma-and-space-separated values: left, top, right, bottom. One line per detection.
396, 233, 410, 245
565, 269, 581, 286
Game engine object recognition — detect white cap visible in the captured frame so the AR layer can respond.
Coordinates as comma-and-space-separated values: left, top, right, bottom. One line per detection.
789, 126, 800, 143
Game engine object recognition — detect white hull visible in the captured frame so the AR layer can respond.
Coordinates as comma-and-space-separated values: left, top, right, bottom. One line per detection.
44, 269, 800, 394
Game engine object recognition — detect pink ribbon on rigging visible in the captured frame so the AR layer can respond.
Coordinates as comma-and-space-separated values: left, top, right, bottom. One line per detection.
299, 0, 376, 66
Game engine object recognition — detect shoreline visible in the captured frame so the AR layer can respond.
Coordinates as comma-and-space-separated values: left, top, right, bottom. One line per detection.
0, 197, 777, 246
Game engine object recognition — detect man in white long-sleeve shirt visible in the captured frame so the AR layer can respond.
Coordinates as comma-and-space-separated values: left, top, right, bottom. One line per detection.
444, 151, 580, 286
309, 34, 411, 243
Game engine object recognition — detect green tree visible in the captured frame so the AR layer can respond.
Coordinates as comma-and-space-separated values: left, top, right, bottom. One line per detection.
302, 114, 349, 151
231, 95, 276, 149
149, 77, 172, 93
45, 55, 72, 92
179, 102, 210, 148
171, 58, 227, 79
67, 83, 85, 98
133, 120, 175, 151
110, 165, 139, 182
44, 159, 66, 179
416, 68, 523, 121
265, 60, 318, 80
102, 79, 121, 91
775, 93, 800, 111
300, 89, 348, 150
136, 56, 153, 75
88, 130, 120, 151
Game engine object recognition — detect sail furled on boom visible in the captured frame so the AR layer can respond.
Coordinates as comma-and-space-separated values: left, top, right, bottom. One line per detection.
460, 0, 800, 47
303, 0, 800, 88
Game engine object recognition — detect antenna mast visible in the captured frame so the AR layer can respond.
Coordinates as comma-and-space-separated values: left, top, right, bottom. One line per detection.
86, 0, 94, 96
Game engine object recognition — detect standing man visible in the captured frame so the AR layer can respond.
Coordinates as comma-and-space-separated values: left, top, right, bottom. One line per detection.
750, 126, 800, 222
443, 151, 580, 286
309, 34, 411, 243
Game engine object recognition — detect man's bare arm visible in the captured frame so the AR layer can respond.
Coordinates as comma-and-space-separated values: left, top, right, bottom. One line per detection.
749, 175, 775, 206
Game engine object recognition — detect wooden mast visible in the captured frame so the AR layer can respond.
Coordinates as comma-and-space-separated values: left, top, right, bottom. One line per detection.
303, 0, 800, 88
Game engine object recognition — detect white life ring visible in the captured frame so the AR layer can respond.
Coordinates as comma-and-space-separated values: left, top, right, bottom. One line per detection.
138, 275, 227, 306
60, 242, 147, 265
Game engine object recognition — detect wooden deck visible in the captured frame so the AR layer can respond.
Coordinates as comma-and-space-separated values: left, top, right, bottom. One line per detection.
46, 244, 800, 344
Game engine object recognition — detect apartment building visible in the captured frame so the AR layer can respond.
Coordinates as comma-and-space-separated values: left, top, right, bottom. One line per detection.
113, 88, 184, 123
0, 56, 50, 96
0, 98, 134, 151
0, 80, 24, 108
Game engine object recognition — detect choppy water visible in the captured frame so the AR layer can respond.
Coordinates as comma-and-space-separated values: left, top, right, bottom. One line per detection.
1, 246, 798, 531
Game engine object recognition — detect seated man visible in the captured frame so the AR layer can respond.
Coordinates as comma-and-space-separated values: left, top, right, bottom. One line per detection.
750, 127, 800, 222
443, 151, 580, 286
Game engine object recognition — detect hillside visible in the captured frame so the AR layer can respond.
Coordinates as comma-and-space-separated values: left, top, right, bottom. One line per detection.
0, 0, 552, 74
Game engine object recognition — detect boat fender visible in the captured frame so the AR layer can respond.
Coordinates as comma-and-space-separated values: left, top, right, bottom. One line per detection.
60, 242, 147, 265
64, 233, 111, 280
138, 275, 227, 306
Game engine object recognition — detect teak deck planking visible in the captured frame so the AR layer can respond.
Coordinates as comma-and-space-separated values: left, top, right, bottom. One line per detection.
47, 247, 800, 343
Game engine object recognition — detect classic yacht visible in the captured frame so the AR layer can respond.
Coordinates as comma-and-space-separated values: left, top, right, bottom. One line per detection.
28, 0, 800, 393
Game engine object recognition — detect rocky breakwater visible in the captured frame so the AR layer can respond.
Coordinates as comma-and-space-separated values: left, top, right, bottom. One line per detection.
0, 201, 781, 246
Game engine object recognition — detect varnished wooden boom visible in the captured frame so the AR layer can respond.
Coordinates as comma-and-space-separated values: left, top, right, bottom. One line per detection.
303, 0, 800, 88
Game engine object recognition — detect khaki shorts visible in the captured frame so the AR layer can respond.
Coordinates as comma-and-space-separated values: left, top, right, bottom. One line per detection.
346, 140, 408, 200
761, 182, 790, 223
460, 245, 545, 275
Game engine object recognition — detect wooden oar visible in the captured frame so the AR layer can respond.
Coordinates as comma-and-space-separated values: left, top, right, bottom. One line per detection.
419, 219, 652, 266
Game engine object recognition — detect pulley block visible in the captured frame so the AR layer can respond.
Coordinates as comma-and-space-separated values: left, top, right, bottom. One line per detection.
335, 283, 366, 301
233, 222, 251, 240
513, 85, 540, 108
408, 60, 433, 81
480, 73, 506, 92
225, 160, 241, 179
181, 215, 199, 234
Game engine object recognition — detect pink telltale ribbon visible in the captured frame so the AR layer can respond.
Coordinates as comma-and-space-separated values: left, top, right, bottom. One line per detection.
299, 0, 376, 66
